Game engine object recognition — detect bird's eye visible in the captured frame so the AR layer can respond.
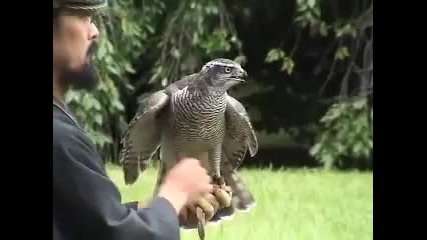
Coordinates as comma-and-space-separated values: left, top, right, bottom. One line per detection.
224, 67, 231, 73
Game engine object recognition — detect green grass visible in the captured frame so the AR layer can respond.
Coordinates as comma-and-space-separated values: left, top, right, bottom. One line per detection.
107, 164, 373, 240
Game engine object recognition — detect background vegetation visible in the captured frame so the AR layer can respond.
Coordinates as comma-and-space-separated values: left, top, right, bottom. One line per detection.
66, 0, 373, 170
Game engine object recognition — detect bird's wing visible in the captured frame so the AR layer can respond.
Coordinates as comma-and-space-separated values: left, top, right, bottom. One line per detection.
223, 95, 258, 170
152, 140, 179, 196
120, 90, 170, 185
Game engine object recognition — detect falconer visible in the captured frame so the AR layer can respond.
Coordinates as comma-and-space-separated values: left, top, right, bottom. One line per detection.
53, 1, 230, 239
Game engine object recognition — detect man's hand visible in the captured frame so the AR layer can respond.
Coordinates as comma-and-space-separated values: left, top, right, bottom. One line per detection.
157, 158, 213, 215
178, 184, 233, 228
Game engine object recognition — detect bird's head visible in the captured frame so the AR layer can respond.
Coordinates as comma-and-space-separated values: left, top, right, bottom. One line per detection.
199, 58, 248, 91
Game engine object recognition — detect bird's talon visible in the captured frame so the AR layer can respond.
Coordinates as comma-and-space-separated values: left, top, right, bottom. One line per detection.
212, 176, 223, 185
212, 176, 227, 191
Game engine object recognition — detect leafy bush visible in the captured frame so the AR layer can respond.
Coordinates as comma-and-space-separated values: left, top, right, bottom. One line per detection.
309, 98, 373, 169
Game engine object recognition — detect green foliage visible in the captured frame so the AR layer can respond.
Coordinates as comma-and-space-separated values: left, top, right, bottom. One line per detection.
295, 0, 321, 28
309, 98, 373, 169
265, 48, 295, 75
261, 1, 372, 166
264, 0, 370, 77
262, 0, 324, 75
334, 46, 350, 61
265, 48, 285, 63
149, 0, 243, 86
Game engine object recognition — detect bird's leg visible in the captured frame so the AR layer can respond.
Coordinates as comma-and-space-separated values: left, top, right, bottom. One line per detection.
152, 160, 165, 196
210, 146, 225, 188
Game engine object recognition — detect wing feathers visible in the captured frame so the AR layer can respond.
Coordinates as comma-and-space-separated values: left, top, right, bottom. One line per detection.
121, 90, 170, 185
223, 95, 258, 170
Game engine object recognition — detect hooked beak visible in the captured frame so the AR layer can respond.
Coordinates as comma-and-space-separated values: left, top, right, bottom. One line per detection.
231, 69, 248, 83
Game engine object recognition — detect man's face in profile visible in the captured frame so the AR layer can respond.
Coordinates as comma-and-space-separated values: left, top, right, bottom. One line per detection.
53, 11, 100, 91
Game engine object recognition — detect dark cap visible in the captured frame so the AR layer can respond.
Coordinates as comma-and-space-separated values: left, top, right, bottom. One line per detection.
53, 0, 108, 13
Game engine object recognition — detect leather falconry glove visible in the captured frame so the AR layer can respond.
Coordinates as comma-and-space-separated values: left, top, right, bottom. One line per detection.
178, 184, 232, 240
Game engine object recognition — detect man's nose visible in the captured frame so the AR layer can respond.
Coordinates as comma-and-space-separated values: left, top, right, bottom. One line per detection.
89, 23, 99, 40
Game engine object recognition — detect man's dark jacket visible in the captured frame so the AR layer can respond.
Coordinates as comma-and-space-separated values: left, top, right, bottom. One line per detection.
53, 103, 180, 240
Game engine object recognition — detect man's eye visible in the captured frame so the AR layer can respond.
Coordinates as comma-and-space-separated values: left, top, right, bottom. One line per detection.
79, 14, 93, 23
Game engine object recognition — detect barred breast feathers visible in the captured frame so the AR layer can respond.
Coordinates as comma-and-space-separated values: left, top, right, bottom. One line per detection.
170, 86, 227, 143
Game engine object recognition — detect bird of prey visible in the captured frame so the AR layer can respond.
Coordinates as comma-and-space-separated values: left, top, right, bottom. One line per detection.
120, 58, 258, 226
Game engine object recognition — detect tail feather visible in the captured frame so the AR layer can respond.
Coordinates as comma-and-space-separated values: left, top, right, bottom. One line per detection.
224, 170, 256, 210
214, 170, 255, 220
122, 154, 140, 185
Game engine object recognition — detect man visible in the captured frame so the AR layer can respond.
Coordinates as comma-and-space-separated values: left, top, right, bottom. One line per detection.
53, 1, 228, 239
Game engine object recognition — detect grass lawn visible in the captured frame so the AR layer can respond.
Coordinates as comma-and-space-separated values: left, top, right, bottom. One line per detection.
107, 164, 373, 240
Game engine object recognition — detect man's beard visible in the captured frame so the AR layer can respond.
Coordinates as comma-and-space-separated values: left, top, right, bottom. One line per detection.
61, 43, 100, 91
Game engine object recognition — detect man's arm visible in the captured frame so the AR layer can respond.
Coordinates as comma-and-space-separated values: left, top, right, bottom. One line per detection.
53, 122, 180, 240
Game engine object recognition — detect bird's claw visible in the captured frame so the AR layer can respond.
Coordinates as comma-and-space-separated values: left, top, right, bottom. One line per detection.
196, 207, 205, 240
212, 175, 226, 189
